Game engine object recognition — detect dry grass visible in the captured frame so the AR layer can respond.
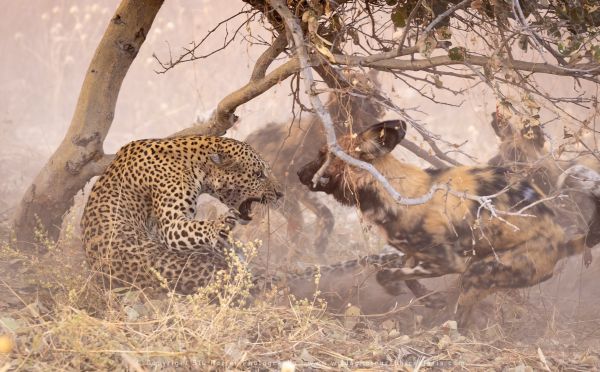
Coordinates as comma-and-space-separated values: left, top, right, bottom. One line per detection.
1, 221, 599, 372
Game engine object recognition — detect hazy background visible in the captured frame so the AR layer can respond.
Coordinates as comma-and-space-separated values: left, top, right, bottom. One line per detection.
1, 0, 600, 339
0, 0, 509, 215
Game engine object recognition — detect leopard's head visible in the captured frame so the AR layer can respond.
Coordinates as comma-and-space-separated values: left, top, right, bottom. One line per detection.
205, 138, 283, 222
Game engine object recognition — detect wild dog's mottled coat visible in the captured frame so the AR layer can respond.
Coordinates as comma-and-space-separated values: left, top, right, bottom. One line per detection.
298, 120, 586, 326
488, 112, 600, 263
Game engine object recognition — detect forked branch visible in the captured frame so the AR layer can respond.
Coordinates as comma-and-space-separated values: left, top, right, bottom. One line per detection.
171, 52, 304, 137
268, 0, 544, 224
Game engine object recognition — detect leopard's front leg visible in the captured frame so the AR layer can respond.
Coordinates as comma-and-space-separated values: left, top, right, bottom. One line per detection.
160, 209, 242, 252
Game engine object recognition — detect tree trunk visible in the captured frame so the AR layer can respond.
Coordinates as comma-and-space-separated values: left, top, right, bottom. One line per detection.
12, 0, 164, 252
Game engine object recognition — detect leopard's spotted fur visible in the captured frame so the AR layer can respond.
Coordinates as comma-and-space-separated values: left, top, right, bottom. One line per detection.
81, 135, 282, 294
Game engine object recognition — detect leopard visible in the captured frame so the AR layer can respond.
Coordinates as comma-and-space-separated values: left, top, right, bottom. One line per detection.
81, 135, 282, 295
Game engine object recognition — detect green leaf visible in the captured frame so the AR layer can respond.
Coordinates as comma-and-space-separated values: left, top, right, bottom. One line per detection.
448, 47, 466, 61
391, 5, 407, 28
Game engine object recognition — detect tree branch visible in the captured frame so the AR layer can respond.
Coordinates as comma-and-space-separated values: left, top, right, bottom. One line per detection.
250, 32, 288, 81
333, 53, 600, 79
267, 0, 543, 230
170, 57, 303, 137
400, 140, 450, 169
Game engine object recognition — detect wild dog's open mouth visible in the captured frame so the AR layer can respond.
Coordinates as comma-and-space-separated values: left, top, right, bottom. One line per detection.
238, 197, 263, 224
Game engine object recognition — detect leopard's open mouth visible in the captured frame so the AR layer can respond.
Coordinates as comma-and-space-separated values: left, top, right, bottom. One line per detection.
238, 197, 264, 223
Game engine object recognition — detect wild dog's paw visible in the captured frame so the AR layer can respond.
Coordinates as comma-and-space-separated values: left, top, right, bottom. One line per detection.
420, 291, 447, 309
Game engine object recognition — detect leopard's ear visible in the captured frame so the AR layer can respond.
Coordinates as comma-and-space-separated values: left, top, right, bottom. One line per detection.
209, 153, 222, 165
356, 120, 407, 160
208, 153, 237, 169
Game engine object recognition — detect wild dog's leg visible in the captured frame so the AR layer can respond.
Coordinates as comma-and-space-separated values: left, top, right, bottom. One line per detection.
283, 197, 304, 242
455, 236, 563, 328
374, 247, 463, 308
280, 196, 304, 258
375, 244, 467, 283
405, 280, 447, 309
583, 198, 600, 266
557, 164, 600, 266
299, 192, 335, 254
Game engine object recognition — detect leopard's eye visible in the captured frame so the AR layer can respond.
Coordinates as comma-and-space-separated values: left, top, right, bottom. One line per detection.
254, 169, 266, 179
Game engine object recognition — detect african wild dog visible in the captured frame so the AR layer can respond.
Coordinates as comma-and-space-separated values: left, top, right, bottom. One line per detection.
297, 119, 588, 327
244, 70, 385, 254
488, 112, 600, 265
246, 72, 445, 308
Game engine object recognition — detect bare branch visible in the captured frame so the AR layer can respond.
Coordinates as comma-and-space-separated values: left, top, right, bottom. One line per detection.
170, 57, 302, 137
395, 0, 425, 56
400, 140, 450, 169
268, 0, 548, 232
154, 9, 256, 73
422, 0, 470, 35
333, 53, 600, 79
250, 32, 288, 81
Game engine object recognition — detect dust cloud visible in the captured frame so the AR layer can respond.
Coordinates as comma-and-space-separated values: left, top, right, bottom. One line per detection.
1, 0, 599, 349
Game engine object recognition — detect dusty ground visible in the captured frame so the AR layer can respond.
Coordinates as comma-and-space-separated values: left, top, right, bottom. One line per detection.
1, 196, 599, 371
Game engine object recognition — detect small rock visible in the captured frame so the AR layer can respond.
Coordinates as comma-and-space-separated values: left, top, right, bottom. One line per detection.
280, 360, 295, 372
437, 334, 452, 350
441, 320, 457, 331
388, 329, 400, 339
124, 306, 139, 321
300, 348, 316, 363
508, 364, 533, 372
0, 317, 21, 332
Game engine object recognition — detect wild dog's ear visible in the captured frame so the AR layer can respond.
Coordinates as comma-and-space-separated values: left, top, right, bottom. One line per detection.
490, 112, 515, 140
356, 120, 407, 160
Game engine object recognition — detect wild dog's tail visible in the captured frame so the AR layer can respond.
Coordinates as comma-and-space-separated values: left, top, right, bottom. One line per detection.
557, 163, 600, 266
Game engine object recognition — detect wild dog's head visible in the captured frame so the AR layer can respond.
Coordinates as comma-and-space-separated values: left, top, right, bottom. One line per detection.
489, 112, 546, 166
297, 120, 406, 205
